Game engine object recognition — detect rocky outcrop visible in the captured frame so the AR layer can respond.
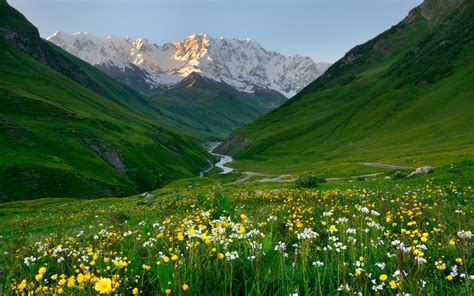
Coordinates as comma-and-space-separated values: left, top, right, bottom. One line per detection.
90, 144, 127, 175
408, 166, 434, 177
403, 0, 465, 23
214, 134, 250, 156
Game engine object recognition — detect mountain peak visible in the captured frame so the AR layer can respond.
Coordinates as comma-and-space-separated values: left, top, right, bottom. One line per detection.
47, 32, 331, 97
184, 32, 209, 43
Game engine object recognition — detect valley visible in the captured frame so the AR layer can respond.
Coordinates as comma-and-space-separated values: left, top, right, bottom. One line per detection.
0, 0, 473, 295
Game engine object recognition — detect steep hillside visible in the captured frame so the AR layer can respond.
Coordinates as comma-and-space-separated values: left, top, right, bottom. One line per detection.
46, 42, 270, 141
0, 1, 210, 201
150, 73, 286, 140
218, 0, 474, 175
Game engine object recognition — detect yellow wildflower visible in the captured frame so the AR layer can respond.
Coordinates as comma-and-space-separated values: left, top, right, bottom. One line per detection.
77, 273, 84, 284
389, 280, 398, 289
38, 267, 47, 275
94, 278, 112, 294
17, 279, 27, 291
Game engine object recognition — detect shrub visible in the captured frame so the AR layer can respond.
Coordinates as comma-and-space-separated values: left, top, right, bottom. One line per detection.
295, 175, 325, 188
391, 171, 407, 180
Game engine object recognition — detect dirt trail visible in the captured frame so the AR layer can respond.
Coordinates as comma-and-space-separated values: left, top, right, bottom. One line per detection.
258, 174, 296, 183
199, 159, 214, 177
229, 162, 421, 185
232, 171, 384, 184
326, 172, 384, 181
232, 172, 272, 184
361, 162, 415, 170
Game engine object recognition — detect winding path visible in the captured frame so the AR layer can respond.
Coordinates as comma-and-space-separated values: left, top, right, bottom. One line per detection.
360, 162, 415, 170
202, 153, 423, 184
231, 172, 272, 184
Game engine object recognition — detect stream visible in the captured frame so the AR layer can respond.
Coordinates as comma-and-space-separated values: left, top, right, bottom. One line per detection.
202, 142, 234, 175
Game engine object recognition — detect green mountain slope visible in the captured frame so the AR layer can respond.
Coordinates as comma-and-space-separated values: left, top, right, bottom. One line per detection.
0, 1, 210, 201
0, 7, 211, 142
218, 0, 474, 175
150, 73, 286, 140
45, 39, 284, 142
2, 0, 288, 142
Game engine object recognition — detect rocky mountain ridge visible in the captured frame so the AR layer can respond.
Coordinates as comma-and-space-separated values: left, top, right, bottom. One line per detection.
48, 32, 331, 97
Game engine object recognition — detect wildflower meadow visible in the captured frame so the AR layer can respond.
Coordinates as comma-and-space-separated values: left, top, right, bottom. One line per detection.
1, 179, 472, 295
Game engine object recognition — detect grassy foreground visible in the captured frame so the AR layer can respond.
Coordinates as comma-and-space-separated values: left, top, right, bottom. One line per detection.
1, 170, 472, 295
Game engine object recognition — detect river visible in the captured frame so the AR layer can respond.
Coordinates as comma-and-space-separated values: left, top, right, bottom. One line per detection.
203, 142, 234, 175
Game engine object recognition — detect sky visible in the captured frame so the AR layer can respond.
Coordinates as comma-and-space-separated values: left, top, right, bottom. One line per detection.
9, 0, 422, 63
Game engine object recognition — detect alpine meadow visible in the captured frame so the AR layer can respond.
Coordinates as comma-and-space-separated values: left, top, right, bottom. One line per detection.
0, 0, 472, 295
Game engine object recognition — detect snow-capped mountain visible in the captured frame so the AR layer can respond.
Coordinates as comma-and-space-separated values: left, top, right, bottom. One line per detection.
48, 32, 330, 97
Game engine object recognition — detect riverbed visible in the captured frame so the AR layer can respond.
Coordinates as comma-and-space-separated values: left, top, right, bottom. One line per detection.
203, 142, 234, 174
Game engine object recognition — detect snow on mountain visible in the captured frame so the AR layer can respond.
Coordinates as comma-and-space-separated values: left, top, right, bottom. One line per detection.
48, 31, 331, 97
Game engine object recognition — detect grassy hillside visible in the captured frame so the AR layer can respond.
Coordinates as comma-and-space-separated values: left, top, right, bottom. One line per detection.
219, 0, 474, 176
45, 39, 284, 142
151, 73, 286, 140
0, 1, 211, 201
44, 44, 251, 141
1, 0, 276, 143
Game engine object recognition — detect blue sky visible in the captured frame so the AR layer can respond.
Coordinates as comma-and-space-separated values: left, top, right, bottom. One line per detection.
9, 0, 422, 63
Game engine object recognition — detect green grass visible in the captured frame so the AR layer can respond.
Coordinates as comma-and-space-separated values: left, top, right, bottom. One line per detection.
0, 2, 472, 293
220, 1, 474, 176
0, 167, 472, 295
0, 37, 210, 201
0, 0, 221, 201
